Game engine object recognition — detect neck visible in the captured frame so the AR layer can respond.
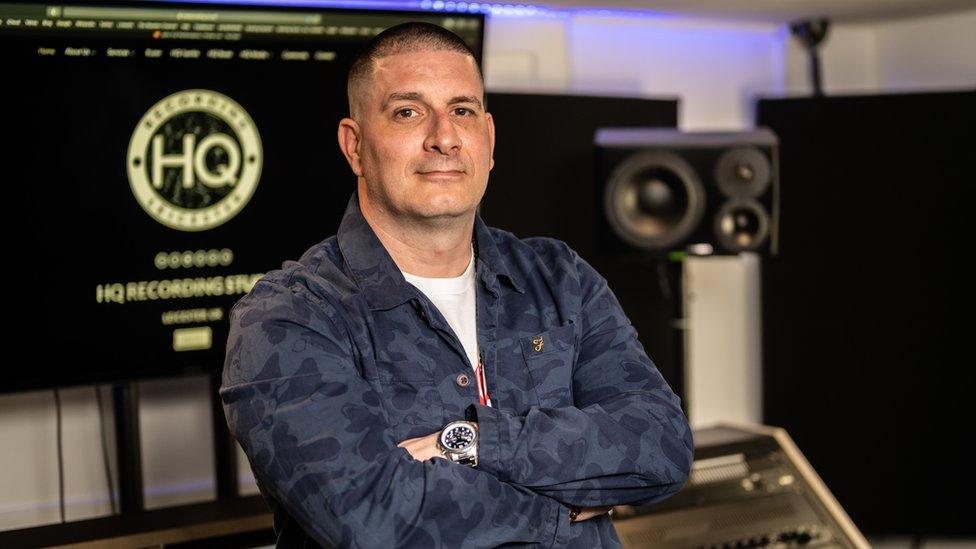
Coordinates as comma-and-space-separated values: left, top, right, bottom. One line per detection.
358, 188, 476, 278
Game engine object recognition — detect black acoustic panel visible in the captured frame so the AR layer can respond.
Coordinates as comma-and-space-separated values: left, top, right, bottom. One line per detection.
757, 90, 974, 538
481, 93, 682, 394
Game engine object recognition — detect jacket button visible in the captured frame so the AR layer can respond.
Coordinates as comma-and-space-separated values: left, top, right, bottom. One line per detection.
456, 373, 470, 387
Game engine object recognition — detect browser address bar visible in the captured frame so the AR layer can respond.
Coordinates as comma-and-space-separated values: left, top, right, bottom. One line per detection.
60, 6, 323, 25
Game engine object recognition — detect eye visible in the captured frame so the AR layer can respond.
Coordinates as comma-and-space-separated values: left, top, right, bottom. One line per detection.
453, 107, 474, 116
394, 108, 418, 119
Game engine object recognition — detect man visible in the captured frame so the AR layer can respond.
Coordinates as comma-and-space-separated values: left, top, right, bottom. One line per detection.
221, 22, 693, 548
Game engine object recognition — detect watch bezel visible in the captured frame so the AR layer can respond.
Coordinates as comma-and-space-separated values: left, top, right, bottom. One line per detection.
439, 420, 478, 453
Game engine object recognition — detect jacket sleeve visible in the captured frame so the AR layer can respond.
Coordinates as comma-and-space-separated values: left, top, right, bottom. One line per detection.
221, 280, 571, 549
468, 250, 695, 508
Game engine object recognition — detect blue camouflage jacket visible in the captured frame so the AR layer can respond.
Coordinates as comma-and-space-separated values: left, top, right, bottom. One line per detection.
220, 190, 694, 548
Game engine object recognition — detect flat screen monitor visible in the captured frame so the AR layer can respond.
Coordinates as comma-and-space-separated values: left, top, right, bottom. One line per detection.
0, 1, 485, 392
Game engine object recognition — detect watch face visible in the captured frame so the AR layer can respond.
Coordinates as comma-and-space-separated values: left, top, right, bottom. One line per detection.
443, 425, 476, 451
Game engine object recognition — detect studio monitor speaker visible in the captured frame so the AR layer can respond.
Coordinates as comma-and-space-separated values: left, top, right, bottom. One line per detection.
595, 128, 779, 256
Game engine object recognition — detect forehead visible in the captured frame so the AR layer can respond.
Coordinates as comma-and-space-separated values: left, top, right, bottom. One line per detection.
368, 49, 482, 101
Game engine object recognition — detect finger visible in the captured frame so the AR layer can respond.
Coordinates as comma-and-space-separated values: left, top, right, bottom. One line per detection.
397, 436, 420, 448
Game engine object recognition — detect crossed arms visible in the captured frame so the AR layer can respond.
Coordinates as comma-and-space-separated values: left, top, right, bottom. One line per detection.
220, 252, 693, 548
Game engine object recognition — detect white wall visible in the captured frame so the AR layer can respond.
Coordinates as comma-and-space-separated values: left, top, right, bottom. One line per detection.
3, 6, 974, 533
139, 376, 218, 510
875, 10, 976, 91
486, 12, 788, 129
0, 386, 117, 530
483, 16, 571, 92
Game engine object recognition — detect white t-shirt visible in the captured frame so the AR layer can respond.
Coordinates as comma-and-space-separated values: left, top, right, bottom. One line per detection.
401, 248, 479, 372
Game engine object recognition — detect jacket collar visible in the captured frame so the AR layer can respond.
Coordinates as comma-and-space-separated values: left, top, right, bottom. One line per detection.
337, 190, 525, 311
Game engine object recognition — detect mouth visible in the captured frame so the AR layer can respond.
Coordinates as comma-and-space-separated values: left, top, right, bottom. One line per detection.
418, 170, 466, 179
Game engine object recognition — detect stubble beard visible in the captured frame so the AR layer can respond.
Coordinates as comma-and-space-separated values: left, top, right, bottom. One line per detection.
361, 168, 483, 231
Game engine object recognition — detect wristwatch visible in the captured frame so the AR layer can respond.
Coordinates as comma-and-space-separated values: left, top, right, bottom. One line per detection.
437, 420, 479, 467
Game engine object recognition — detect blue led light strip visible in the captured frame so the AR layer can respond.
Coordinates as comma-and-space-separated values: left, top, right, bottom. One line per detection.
159, 1, 683, 20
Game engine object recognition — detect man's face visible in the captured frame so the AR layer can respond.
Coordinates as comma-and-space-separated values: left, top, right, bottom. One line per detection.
349, 49, 494, 223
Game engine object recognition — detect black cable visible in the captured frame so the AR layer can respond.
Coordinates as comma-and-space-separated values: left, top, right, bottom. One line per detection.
95, 385, 118, 515
53, 388, 66, 523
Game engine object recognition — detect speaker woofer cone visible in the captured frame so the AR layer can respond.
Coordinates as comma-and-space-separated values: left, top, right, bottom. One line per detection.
714, 198, 770, 251
715, 146, 771, 198
604, 151, 706, 251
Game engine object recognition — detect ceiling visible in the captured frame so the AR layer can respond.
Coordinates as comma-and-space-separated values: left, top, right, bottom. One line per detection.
531, 0, 976, 23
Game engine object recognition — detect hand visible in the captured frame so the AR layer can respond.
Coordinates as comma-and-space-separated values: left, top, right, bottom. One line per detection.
572, 506, 614, 523
397, 431, 446, 461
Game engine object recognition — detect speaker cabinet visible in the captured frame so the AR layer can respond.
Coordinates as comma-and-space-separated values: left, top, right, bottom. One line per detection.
595, 129, 779, 256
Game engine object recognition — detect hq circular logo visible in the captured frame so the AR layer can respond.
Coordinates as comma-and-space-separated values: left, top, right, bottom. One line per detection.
127, 89, 263, 231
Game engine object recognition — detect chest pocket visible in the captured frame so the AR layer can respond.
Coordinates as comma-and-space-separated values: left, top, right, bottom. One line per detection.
361, 357, 443, 440
519, 321, 577, 408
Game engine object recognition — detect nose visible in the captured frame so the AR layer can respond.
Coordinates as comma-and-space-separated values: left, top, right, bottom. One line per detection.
423, 110, 461, 156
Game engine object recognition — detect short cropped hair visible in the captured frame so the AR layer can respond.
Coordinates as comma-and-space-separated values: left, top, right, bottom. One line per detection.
346, 22, 485, 120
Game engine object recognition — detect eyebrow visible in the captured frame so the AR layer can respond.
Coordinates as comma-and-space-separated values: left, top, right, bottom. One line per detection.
383, 92, 483, 111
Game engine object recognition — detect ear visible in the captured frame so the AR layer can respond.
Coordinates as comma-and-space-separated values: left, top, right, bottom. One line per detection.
337, 117, 364, 177
486, 111, 496, 171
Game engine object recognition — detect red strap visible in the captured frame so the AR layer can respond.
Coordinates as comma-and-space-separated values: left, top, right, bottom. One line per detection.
475, 356, 492, 407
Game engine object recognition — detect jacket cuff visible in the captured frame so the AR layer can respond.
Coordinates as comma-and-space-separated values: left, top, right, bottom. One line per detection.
548, 500, 573, 548
466, 402, 507, 481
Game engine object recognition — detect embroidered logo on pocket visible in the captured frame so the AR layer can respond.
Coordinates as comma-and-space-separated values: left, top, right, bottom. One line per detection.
520, 323, 575, 360
533, 336, 544, 352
